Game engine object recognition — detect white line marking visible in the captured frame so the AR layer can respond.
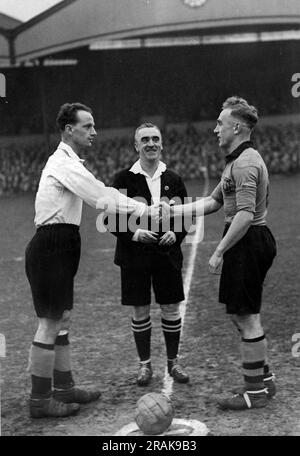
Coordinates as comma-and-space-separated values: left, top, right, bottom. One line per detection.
161, 216, 204, 399
161, 170, 209, 399
181, 218, 205, 325
0, 333, 5, 438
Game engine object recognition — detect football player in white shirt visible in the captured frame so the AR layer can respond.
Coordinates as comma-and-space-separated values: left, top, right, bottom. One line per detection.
26, 102, 157, 418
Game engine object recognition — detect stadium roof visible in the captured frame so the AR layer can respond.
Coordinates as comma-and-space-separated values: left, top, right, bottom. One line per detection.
0, 12, 22, 65
1, 0, 300, 65
0, 12, 22, 31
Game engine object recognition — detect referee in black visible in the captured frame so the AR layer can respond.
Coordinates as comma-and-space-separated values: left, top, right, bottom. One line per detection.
25, 102, 152, 418
161, 96, 277, 410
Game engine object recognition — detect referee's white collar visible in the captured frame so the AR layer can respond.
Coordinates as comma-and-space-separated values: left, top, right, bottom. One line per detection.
58, 141, 85, 163
129, 160, 166, 179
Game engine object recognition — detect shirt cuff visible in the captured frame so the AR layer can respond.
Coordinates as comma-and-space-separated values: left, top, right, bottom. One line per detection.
132, 229, 141, 242
133, 202, 147, 218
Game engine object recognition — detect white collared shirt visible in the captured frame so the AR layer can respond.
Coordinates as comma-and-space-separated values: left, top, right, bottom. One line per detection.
34, 142, 146, 227
129, 159, 166, 205
129, 159, 166, 241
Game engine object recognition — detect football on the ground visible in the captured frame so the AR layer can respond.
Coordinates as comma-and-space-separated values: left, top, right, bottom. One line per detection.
135, 392, 174, 435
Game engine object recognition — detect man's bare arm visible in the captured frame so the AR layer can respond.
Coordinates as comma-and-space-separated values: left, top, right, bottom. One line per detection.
162, 195, 222, 218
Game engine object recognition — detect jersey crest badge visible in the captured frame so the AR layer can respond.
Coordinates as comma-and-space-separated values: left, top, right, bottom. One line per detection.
222, 177, 236, 194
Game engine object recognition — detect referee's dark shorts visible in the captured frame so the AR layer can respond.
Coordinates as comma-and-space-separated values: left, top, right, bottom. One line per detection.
25, 224, 81, 320
120, 253, 185, 306
219, 223, 277, 315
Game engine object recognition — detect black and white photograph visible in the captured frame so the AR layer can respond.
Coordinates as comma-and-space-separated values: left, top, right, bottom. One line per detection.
0, 0, 299, 440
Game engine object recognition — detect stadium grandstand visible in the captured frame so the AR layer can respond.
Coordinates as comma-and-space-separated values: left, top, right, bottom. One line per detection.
0, 0, 299, 194
0, 11, 21, 31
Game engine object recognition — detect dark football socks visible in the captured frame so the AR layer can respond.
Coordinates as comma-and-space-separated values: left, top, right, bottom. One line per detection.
29, 341, 55, 398
241, 335, 267, 391
53, 332, 74, 390
161, 317, 182, 361
131, 316, 152, 362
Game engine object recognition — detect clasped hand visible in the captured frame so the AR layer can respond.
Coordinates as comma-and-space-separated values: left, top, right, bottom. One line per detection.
146, 202, 171, 222
137, 229, 176, 246
146, 201, 172, 222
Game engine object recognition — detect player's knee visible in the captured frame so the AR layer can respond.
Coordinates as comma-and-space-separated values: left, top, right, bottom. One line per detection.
132, 306, 150, 321
235, 314, 263, 337
235, 314, 259, 327
160, 303, 181, 321
37, 318, 60, 339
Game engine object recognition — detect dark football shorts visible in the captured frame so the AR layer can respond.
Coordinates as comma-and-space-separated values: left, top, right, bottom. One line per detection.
120, 258, 185, 306
219, 224, 276, 315
25, 224, 81, 320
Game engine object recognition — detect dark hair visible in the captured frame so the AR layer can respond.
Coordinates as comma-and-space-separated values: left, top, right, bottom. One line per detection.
134, 122, 160, 141
222, 96, 258, 130
56, 102, 92, 132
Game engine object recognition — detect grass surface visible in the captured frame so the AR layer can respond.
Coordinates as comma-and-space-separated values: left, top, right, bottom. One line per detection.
0, 174, 299, 435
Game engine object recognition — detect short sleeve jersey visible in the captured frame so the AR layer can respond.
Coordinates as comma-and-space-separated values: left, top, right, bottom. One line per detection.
211, 142, 269, 225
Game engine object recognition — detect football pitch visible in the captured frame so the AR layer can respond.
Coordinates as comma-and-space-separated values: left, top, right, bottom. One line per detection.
0, 174, 299, 436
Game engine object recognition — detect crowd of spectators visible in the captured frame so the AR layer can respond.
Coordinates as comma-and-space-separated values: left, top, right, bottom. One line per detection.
0, 123, 299, 195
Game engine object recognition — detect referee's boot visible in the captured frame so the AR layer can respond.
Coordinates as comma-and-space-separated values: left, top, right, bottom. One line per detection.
137, 361, 153, 387
53, 385, 101, 404
29, 394, 80, 418
218, 388, 268, 410
168, 358, 189, 384
230, 373, 276, 399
